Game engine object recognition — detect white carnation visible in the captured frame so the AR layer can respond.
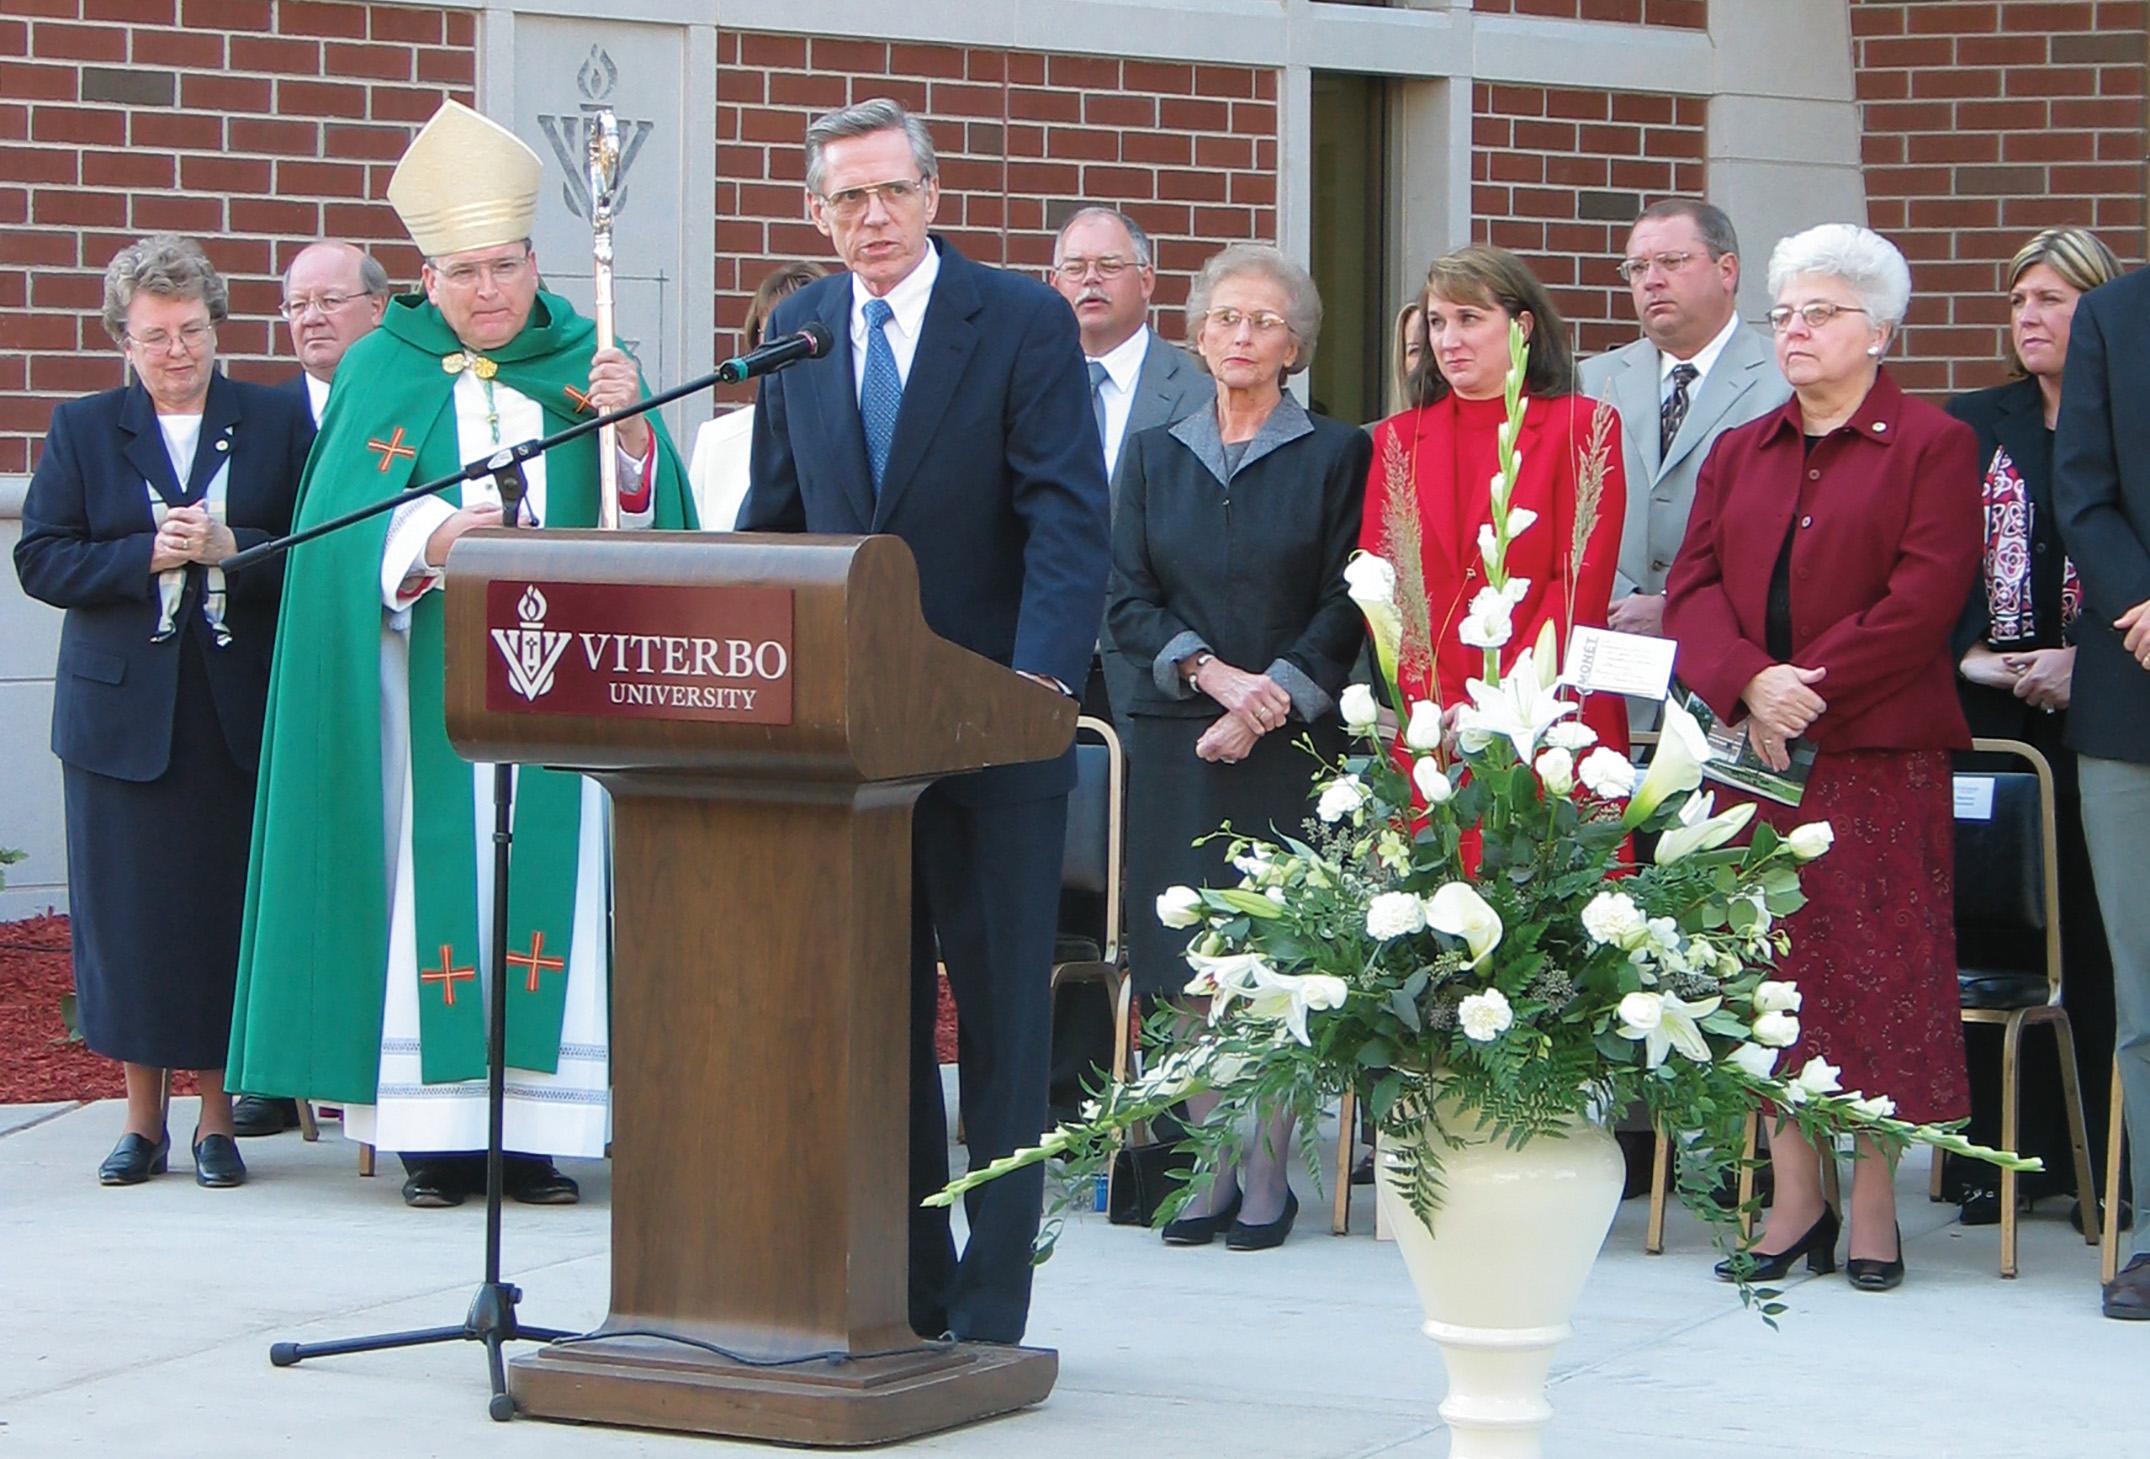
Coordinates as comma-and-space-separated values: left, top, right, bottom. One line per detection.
1316, 776, 1368, 824
1458, 987, 1514, 1042
1365, 891, 1427, 940
1544, 721, 1599, 752
1581, 890, 1645, 947
1577, 746, 1637, 799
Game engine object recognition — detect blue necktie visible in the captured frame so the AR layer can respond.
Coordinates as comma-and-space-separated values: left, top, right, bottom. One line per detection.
861, 298, 902, 493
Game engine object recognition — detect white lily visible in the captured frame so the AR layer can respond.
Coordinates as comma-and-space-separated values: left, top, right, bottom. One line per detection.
1653, 792, 1757, 863
1622, 693, 1712, 828
1615, 987, 1721, 1067
1238, 966, 1351, 1046
1182, 949, 1274, 1004
1426, 882, 1503, 968
1454, 648, 1579, 761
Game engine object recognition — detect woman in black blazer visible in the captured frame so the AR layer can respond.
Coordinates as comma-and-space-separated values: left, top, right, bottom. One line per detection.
1109, 244, 1369, 1251
1947, 226, 2125, 1226
14, 235, 311, 1189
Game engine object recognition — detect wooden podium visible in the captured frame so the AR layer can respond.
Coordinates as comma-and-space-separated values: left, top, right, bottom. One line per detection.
441, 530, 1073, 1446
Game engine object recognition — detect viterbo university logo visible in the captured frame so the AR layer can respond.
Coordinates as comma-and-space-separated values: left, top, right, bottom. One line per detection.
492, 585, 573, 702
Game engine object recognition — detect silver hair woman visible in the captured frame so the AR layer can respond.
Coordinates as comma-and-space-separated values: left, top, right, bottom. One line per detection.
1765, 222, 1912, 347
1181, 242, 1321, 379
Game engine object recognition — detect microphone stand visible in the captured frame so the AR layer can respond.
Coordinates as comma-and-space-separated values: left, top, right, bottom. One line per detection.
266, 454, 566, 1422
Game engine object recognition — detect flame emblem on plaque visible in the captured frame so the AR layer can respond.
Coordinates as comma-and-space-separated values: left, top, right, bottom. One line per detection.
491, 585, 574, 702
538, 46, 655, 222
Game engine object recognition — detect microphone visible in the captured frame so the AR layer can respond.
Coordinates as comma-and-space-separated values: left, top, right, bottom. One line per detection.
714, 322, 834, 384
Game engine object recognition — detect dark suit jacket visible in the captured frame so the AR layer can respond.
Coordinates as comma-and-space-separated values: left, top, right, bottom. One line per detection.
273, 369, 321, 438
15, 374, 312, 780
742, 237, 1113, 803
1664, 368, 1981, 753
1949, 375, 2065, 658
1108, 397, 1370, 718
2053, 267, 2150, 764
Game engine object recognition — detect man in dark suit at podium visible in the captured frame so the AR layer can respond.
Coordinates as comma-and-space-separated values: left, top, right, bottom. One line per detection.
743, 98, 1111, 1346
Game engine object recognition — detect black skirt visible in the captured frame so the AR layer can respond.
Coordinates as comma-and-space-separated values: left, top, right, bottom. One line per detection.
1124, 709, 1345, 997
63, 629, 254, 1069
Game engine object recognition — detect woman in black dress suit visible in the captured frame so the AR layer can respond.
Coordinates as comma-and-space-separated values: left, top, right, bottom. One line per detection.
1947, 226, 2126, 1226
14, 235, 311, 1188
1109, 243, 1369, 1250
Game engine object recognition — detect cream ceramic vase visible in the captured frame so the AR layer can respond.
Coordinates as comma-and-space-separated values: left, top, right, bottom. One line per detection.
1374, 1113, 1625, 1459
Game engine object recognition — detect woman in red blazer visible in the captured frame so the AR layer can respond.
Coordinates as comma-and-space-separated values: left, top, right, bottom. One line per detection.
1666, 223, 1981, 1292
1363, 245, 1627, 757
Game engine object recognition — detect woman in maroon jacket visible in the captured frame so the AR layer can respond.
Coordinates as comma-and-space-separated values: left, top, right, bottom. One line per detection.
1666, 223, 1981, 1292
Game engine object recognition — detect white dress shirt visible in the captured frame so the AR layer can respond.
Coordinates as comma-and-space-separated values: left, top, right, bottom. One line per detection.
848, 242, 941, 398
1088, 324, 1152, 479
304, 371, 330, 427
1659, 308, 1742, 400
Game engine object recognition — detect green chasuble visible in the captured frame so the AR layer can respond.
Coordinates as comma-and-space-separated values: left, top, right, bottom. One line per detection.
228, 291, 696, 1104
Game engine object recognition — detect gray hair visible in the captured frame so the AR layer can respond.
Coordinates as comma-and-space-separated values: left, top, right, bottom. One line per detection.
805, 99, 938, 198
1183, 243, 1322, 379
1767, 223, 1912, 329
1053, 206, 1154, 270
1634, 198, 1740, 260
101, 234, 228, 343
283, 243, 390, 297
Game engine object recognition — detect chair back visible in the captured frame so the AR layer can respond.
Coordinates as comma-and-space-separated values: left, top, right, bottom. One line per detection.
1059, 716, 1125, 963
1952, 738, 2062, 1006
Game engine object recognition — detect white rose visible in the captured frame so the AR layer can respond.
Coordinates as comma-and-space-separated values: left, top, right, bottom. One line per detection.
1616, 990, 1664, 1033
1339, 682, 1380, 730
1581, 890, 1645, 947
1156, 886, 1205, 929
1413, 757, 1453, 805
1752, 980, 1802, 1014
1365, 890, 1428, 941
1787, 822, 1836, 861
1316, 777, 1368, 824
1404, 699, 1444, 752
1726, 1041, 1779, 1080
1751, 1010, 1800, 1048
1577, 746, 1637, 799
1343, 552, 1396, 606
1848, 1093, 1897, 1120
1544, 720, 1599, 752
1458, 987, 1514, 1042
1535, 747, 1575, 798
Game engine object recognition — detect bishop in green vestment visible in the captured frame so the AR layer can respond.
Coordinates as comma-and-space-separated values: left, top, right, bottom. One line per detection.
226, 101, 696, 1206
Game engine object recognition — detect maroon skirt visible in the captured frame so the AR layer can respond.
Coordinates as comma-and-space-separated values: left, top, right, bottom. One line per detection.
1722, 748, 1970, 1126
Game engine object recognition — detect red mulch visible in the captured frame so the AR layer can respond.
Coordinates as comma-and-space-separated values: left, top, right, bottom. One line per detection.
0, 912, 961, 1099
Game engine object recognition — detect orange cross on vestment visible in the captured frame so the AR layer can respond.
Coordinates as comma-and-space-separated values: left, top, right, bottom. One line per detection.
367, 425, 417, 473
420, 944, 476, 1007
505, 931, 566, 994
562, 383, 596, 415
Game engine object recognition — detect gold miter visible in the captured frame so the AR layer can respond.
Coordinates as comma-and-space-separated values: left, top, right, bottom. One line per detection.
386, 99, 542, 259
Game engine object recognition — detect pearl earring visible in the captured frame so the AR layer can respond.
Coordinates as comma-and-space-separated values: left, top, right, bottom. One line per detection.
1865, 344, 1882, 357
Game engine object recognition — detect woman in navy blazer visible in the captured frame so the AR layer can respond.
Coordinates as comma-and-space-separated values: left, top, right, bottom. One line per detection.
1667, 224, 1980, 1292
14, 236, 310, 1189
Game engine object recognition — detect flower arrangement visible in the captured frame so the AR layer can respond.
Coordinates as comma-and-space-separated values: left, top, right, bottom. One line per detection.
933, 323, 2032, 1312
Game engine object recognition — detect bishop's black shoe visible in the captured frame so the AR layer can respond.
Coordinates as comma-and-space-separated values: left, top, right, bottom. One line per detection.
507, 1161, 580, 1205
231, 1096, 300, 1137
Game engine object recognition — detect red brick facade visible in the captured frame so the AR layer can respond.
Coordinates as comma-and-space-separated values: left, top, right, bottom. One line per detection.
0, 0, 475, 473
1472, 0, 1708, 26
1851, 0, 2150, 394
713, 33, 1277, 406
1470, 83, 1710, 357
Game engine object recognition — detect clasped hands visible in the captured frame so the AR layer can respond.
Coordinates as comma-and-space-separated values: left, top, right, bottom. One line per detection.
1960, 642, 2073, 712
1740, 662, 1828, 773
149, 503, 235, 572
1191, 658, 1292, 763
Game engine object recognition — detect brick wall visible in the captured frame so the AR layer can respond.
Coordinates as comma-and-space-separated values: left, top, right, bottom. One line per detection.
713, 33, 1278, 405
1471, 0, 1709, 27
1852, 0, 2149, 395
0, 0, 476, 474
1470, 83, 1709, 356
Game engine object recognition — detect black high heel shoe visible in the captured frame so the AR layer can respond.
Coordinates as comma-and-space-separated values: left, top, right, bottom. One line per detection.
1714, 1204, 1838, 1281
1846, 1221, 1904, 1292
1226, 1188, 1299, 1251
98, 1129, 170, 1186
1161, 1183, 1242, 1246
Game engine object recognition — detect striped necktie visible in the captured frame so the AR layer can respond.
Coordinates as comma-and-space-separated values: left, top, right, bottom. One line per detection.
1660, 362, 1699, 457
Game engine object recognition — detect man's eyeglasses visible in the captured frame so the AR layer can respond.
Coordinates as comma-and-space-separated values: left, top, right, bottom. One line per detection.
1767, 301, 1870, 332
281, 292, 368, 319
126, 321, 215, 353
818, 177, 929, 221
1202, 306, 1290, 335
1054, 256, 1137, 283
1616, 251, 1699, 283
436, 255, 530, 289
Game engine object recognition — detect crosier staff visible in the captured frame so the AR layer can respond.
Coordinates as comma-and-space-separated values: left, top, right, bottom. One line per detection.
587, 107, 621, 529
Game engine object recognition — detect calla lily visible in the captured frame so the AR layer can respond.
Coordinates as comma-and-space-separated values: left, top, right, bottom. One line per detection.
1622, 694, 1712, 828
1615, 987, 1721, 1067
1426, 882, 1503, 968
1653, 793, 1757, 863
1454, 648, 1579, 762
1345, 551, 1404, 692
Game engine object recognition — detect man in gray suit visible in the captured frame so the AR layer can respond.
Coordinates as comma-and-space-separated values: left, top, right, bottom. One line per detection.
1580, 200, 1789, 645
1051, 206, 1209, 725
